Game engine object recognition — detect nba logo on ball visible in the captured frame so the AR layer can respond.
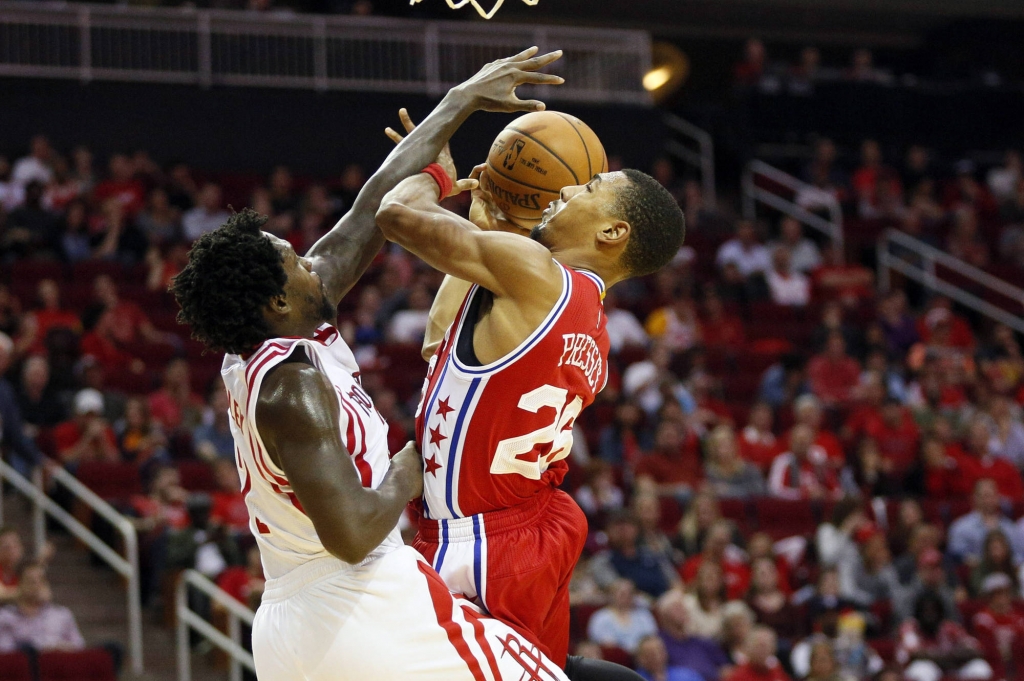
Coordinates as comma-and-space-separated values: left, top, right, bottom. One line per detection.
503, 139, 526, 171
483, 111, 608, 229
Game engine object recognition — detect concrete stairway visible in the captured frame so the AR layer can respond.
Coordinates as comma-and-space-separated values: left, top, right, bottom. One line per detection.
1, 491, 223, 681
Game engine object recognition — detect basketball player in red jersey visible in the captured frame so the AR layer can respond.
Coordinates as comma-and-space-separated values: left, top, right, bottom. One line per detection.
377, 121, 685, 680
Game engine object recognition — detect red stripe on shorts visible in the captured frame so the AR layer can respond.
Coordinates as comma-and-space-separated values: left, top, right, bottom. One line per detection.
461, 605, 502, 681
415, 561, 487, 681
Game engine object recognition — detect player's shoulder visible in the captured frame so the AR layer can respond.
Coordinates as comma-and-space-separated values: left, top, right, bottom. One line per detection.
256, 352, 330, 419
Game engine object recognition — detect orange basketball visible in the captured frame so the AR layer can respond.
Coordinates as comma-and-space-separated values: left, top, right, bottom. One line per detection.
481, 111, 608, 229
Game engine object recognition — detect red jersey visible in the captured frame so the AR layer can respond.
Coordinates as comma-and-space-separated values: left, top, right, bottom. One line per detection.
416, 265, 609, 519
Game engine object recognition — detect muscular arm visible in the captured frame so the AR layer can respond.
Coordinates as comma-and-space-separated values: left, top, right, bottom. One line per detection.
422, 275, 473, 361
306, 89, 477, 306
377, 174, 563, 305
256, 361, 422, 564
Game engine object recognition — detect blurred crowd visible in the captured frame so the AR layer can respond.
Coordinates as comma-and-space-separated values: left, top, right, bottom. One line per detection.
2, 127, 1024, 681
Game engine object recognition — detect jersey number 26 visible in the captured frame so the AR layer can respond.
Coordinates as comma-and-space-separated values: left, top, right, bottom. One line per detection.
491, 385, 583, 480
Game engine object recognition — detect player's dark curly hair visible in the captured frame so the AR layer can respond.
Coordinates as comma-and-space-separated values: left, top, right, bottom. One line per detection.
170, 209, 286, 355
615, 169, 686, 277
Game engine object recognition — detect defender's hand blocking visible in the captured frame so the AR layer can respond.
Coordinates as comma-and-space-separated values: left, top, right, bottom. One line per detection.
453, 46, 564, 113
385, 109, 476, 198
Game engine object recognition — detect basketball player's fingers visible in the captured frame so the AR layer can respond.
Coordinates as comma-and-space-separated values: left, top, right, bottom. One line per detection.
452, 178, 479, 195
501, 46, 539, 64
468, 164, 487, 181
398, 108, 417, 134
514, 71, 565, 86
504, 95, 546, 112
515, 49, 562, 71
384, 127, 404, 145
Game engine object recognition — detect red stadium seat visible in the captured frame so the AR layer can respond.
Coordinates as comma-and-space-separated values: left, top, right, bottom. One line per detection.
752, 498, 816, 539
177, 460, 217, 492
75, 461, 142, 502
38, 649, 116, 681
0, 652, 32, 681
599, 646, 632, 668
570, 603, 602, 644
719, 498, 751, 533
658, 497, 682, 534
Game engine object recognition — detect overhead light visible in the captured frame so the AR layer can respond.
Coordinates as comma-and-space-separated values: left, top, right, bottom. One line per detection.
643, 66, 672, 91
643, 41, 689, 104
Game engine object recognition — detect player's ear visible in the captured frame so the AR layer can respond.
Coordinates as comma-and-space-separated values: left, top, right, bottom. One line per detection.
597, 220, 630, 248
265, 293, 291, 317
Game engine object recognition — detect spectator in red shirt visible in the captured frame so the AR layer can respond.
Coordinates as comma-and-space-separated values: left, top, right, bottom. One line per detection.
811, 244, 874, 306
724, 627, 791, 681
53, 388, 119, 465
216, 545, 265, 611
807, 332, 861, 407
700, 289, 745, 351
768, 425, 844, 501
14, 279, 81, 356
782, 395, 844, 467
0, 529, 25, 603
866, 397, 921, 476
680, 521, 750, 601
922, 436, 976, 500
91, 274, 176, 348
636, 420, 704, 498
843, 373, 886, 445
961, 418, 1024, 502
129, 465, 190, 533
209, 460, 249, 534
917, 298, 975, 351
92, 153, 145, 217
739, 402, 778, 472
148, 359, 205, 433
971, 573, 1024, 680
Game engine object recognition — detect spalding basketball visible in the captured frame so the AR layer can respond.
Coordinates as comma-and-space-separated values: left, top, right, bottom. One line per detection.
481, 111, 608, 229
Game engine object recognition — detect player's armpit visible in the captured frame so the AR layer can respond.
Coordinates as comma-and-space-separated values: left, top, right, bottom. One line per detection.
256, 362, 420, 564
377, 176, 563, 305
423, 275, 473, 361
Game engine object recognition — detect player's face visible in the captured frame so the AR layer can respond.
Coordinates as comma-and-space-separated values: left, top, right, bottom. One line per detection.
264, 233, 335, 325
530, 171, 628, 249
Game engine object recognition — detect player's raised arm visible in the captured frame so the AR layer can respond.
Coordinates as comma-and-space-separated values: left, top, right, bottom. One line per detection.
376, 174, 564, 308
256, 360, 422, 564
305, 47, 563, 305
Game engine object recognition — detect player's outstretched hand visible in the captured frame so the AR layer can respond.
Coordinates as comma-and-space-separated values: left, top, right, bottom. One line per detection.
468, 164, 531, 237
453, 46, 564, 114
385, 108, 478, 198
391, 440, 425, 500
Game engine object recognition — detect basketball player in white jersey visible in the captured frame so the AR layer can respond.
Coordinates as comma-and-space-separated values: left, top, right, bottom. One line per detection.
171, 48, 575, 681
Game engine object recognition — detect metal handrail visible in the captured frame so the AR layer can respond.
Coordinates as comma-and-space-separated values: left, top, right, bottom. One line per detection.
877, 228, 1024, 334
176, 569, 256, 681
0, 460, 142, 674
876, 228, 1024, 333
663, 113, 716, 208
742, 159, 844, 251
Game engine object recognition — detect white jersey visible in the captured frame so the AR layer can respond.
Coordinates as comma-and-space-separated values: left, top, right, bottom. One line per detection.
221, 324, 401, 580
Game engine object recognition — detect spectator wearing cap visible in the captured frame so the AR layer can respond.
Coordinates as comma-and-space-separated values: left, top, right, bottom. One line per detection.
0, 529, 25, 603
807, 333, 861, 407
916, 298, 974, 350
635, 634, 705, 681
947, 479, 1024, 566
893, 548, 959, 624
896, 591, 991, 681
716, 221, 772, 278
590, 512, 677, 599
843, 530, 903, 609
0, 563, 85, 653
0, 333, 43, 476
53, 388, 119, 466
587, 579, 659, 654
768, 425, 844, 501
723, 626, 791, 681
656, 589, 730, 681
971, 573, 1024, 680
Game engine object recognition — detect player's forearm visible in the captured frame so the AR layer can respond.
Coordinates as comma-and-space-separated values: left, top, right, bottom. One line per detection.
377, 175, 464, 250
306, 89, 475, 302
423, 275, 474, 361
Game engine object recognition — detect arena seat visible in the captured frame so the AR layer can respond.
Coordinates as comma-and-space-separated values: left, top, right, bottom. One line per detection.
177, 460, 217, 492
752, 498, 816, 539
569, 603, 602, 645
75, 461, 142, 502
0, 652, 32, 681
658, 496, 683, 534
38, 649, 116, 681
598, 646, 632, 668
